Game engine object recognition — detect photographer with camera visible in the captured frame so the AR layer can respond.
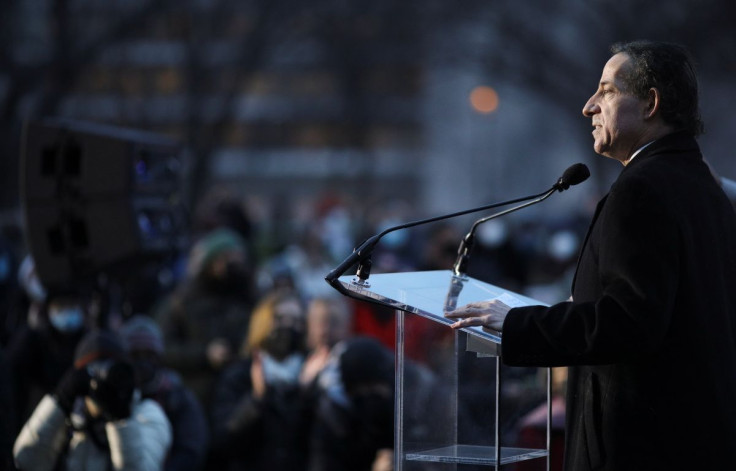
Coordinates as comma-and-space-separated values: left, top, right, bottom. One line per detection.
13, 330, 172, 471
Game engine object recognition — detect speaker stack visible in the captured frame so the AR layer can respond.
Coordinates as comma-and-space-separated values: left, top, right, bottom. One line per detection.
21, 119, 188, 293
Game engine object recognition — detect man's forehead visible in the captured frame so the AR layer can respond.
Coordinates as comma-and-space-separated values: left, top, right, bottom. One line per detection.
600, 53, 631, 86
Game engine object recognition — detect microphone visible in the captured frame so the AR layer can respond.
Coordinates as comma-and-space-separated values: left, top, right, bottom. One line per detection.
325, 163, 590, 290
555, 163, 591, 190
452, 163, 589, 277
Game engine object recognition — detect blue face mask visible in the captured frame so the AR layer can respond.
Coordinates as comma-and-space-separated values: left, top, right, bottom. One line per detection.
49, 307, 84, 333
26, 277, 47, 303
261, 352, 304, 386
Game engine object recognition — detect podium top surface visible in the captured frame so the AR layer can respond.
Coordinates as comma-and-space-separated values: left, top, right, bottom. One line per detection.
332, 270, 546, 344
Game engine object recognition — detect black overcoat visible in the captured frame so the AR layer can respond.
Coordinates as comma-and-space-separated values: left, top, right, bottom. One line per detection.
502, 131, 736, 470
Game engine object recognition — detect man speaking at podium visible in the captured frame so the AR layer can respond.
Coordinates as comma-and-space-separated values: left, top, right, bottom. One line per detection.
446, 41, 736, 470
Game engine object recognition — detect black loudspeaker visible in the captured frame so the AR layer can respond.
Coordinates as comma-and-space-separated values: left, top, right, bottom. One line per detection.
21, 119, 188, 292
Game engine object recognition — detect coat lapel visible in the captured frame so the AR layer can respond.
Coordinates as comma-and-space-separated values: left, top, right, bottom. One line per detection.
570, 194, 608, 295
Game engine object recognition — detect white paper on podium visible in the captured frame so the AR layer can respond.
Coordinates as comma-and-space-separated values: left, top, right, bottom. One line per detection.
492, 292, 527, 308
335, 270, 548, 346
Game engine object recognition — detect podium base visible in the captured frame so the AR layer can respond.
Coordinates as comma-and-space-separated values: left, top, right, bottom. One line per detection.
405, 444, 547, 466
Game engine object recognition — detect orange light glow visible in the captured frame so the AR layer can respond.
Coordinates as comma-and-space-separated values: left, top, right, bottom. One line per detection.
470, 86, 499, 114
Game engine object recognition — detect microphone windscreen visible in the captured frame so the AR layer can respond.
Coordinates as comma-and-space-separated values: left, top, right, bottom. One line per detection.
561, 163, 590, 187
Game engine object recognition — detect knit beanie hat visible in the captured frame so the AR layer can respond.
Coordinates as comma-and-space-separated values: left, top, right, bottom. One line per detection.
74, 329, 127, 369
187, 228, 246, 277
119, 315, 165, 355
339, 337, 394, 392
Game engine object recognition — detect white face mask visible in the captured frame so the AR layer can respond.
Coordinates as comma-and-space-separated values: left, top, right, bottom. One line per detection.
49, 307, 84, 333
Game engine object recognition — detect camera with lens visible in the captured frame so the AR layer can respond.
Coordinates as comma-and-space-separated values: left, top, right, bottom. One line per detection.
86, 358, 136, 420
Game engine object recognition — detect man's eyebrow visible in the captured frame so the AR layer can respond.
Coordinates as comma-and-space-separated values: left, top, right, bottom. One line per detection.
598, 80, 618, 91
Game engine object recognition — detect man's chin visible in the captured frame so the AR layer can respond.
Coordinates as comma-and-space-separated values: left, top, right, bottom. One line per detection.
593, 142, 607, 156
593, 145, 623, 163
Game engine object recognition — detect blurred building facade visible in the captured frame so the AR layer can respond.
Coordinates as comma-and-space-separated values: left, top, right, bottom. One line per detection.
2, 0, 736, 258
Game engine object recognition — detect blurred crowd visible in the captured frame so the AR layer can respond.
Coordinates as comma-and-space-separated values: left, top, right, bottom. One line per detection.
0, 186, 589, 471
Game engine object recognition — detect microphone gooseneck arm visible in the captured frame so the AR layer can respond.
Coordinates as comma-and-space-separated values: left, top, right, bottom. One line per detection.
452, 186, 557, 277
324, 189, 554, 286
325, 163, 590, 289
453, 162, 590, 277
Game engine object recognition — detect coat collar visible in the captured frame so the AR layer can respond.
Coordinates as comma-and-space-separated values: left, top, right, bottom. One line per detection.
622, 131, 700, 173
570, 131, 698, 295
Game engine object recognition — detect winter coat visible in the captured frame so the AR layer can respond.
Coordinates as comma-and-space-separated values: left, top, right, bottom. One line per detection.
155, 282, 251, 404
6, 326, 85, 432
144, 369, 209, 471
502, 132, 736, 470
14, 394, 172, 471
208, 357, 309, 471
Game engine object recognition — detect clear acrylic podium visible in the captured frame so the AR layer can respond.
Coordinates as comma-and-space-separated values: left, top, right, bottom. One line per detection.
330, 270, 552, 470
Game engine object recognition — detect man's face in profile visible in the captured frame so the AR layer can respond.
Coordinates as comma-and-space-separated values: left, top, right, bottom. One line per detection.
583, 53, 650, 164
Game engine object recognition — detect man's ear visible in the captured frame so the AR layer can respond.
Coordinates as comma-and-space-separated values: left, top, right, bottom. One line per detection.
645, 87, 661, 120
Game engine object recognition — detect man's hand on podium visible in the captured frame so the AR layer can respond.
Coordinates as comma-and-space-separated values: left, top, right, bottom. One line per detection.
445, 298, 512, 332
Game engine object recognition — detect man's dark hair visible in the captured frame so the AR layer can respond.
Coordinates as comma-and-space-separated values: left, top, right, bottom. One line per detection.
611, 40, 704, 136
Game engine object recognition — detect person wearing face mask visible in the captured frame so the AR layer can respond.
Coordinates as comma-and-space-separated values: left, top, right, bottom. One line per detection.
209, 289, 309, 471
155, 228, 256, 408
6, 289, 90, 436
298, 297, 352, 391
119, 315, 209, 471
307, 336, 450, 471
307, 337, 394, 471
2, 255, 44, 345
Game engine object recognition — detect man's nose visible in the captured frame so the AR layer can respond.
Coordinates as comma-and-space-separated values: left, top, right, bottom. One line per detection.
582, 98, 599, 117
